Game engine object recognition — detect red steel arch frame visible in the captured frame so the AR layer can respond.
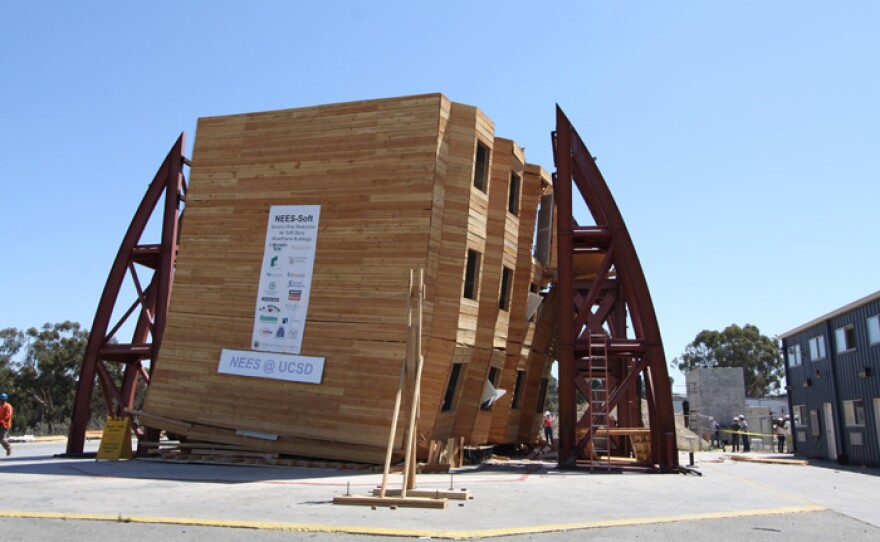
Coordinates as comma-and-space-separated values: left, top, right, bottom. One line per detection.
66, 135, 188, 455
553, 107, 678, 470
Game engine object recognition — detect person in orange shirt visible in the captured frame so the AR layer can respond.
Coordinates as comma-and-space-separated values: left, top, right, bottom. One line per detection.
542, 411, 554, 445
0, 392, 13, 456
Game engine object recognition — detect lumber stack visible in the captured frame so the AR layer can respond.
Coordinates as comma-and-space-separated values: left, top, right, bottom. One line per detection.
138, 94, 555, 463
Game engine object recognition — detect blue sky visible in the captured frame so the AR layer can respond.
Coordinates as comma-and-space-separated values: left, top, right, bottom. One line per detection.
2, 2, 878, 392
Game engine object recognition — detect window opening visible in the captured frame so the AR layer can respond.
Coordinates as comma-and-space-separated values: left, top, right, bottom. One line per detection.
808, 335, 826, 361
499, 266, 512, 311
843, 400, 865, 426
441, 364, 463, 412
511, 370, 525, 409
473, 141, 489, 193
835, 325, 856, 353
787, 344, 803, 367
481, 367, 501, 410
508, 172, 520, 215
867, 315, 880, 345
463, 249, 481, 300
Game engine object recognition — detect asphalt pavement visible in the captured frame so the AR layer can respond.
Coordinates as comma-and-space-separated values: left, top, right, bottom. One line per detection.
1, 439, 878, 540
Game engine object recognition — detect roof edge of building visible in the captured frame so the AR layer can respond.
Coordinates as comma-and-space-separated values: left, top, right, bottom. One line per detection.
779, 289, 880, 339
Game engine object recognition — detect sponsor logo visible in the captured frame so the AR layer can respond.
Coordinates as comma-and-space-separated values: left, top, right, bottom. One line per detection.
288, 256, 308, 265
275, 326, 285, 338
270, 255, 279, 268
259, 305, 281, 314
288, 289, 302, 301
288, 280, 304, 288
260, 296, 280, 302
259, 315, 279, 323
270, 243, 287, 251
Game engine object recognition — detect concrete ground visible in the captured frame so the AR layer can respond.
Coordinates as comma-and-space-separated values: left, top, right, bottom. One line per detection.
1, 440, 879, 540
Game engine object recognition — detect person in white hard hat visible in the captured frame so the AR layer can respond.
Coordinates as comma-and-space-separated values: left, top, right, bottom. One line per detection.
775, 418, 787, 453
739, 415, 750, 452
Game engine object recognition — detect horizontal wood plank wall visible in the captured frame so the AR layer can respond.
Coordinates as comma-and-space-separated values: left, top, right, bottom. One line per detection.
455, 111, 511, 444
425, 102, 482, 441
489, 161, 547, 443
465, 139, 519, 444
416, 96, 452, 437
139, 93, 555, 462
142, 94, 446, 460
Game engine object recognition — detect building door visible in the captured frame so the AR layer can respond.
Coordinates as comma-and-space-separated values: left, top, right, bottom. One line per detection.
823, 402, 837, 461
874, 398, 880, 453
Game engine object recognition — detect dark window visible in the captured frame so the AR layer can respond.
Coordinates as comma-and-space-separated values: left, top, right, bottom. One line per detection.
441, 364, 463, 412
499, 266, 513, 311
481, 367, 501, 410
463, 249, 481, 300
511, 370, 526, 409
508, 172, 520, 215
473, 141, 489, 192
536, 377, 549, 413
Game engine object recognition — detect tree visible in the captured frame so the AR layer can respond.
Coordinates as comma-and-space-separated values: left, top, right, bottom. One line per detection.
543, 374, 558, 413
0, 327, 24, 400
10, 322, 89, 433
673, 324, 783, 397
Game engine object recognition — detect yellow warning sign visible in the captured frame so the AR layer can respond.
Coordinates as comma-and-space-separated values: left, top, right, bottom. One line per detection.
96, 417, 133, 460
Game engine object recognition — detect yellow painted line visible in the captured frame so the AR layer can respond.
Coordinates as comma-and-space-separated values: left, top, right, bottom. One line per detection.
701, 463, 822, 507
0, 505, 826, 540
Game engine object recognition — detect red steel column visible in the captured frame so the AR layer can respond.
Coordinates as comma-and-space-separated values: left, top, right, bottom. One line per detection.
553, 106, 577, 467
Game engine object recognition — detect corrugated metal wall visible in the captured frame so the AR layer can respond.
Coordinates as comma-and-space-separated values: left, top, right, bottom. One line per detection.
783, 296, 880, 466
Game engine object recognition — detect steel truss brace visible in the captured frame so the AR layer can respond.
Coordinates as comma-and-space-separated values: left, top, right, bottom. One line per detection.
66, 135, 188, 455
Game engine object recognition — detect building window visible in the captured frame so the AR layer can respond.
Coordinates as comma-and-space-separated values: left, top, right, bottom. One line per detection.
536, 378, 549, 413
835, 325, 856, 353
499, 266, 513, 311
867, 315, 880, 345
473, 141, 489, 193
508, 172, 520, 215
511, 370, 526, 409
481, 367, 500, 411
463, 249, 481, 300
786, 344, 803, 367
843, 400, 865, 426
793, 404, 807, 427
808, 335, 826, 361
441, 364, 463, 412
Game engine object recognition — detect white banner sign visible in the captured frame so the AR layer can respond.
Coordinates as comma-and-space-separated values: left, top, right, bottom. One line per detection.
251, 205, 320, 354
218, 348, 325, 384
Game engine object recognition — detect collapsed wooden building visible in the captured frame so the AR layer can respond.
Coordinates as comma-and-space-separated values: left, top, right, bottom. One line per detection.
136, 94, 556, 463
68, 93, 679, 470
